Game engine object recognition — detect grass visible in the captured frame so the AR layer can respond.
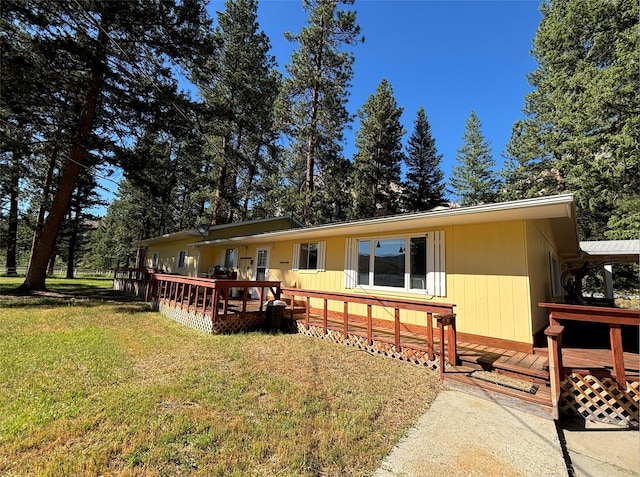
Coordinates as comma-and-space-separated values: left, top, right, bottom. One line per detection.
0, 277, 441, 476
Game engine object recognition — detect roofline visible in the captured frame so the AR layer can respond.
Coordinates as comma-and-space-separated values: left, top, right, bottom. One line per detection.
138, 215, 301, 246
191, 194, 578, 247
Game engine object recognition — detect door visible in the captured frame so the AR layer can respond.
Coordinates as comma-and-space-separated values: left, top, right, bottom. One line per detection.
253, 248, 270, 298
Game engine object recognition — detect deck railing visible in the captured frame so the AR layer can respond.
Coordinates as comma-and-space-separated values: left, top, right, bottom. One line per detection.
113, 267, 154, 300
153, 273, 281, 321
281, 287, 457, 374
540, 302, 640, 420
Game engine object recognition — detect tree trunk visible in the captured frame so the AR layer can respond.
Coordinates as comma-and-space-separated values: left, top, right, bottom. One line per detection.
19, 28, 107, 291
47, 244, 56, 276
65, 197, 81, 279
211, 134, 230, 225
5, 147, 20, 277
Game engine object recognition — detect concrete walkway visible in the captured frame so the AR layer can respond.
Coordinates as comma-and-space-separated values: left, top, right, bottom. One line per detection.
374, 388, 639, 477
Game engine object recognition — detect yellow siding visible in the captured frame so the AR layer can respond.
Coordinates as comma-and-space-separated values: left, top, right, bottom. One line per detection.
448, 221, 531, 343
525, 219, 561, 336
251, 224, 534, 344
146, 237, 201, 276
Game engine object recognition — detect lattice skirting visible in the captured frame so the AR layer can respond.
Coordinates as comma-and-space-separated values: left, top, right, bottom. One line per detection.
157, 302, 265, 334
296, 322, 442, 370
560, 373, 639, 427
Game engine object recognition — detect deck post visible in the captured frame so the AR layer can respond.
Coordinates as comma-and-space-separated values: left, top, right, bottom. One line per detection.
213, 284, 220, 323
367, 304, 373, 346
305, 297, 310, 330
610, 324, 627, 388
322, 299, 328, 334
439, 317, 445, 379
427, 312, 434, 361
435, 313, 457, 377
545, 324, 565, 420
343, 301, 349, 338
394, 308, 401, 351
447, 316, 457, 366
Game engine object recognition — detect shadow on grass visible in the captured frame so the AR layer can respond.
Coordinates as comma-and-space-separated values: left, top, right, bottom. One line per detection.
0, 279, 149, 309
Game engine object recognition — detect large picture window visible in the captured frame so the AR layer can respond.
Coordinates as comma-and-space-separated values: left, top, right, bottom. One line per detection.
346, 231, 445, 296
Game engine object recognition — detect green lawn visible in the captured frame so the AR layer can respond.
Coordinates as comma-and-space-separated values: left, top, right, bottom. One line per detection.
0, 277, 441, 476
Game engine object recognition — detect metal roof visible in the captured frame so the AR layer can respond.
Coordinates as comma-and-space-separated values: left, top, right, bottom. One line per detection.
580, 240, 640, 262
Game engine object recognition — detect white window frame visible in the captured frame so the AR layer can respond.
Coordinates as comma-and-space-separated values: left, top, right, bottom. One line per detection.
344, 231, 446, 296
292, 241, 326, 272
177, 250, 188, 269
151, 252, 159, 268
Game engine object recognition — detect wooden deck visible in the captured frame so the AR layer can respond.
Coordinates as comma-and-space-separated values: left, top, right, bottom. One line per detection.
295, 310, 556, 415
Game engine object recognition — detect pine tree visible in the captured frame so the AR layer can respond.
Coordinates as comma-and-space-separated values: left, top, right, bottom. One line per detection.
2, 0, 210, 290
195, 0, 280, 225
508, 0, 639, 239
449, 111, 500, 206
402, 106, 445, 212
277, 0, 361, 225
500, 120, 563, 202
351, 79, 405, 218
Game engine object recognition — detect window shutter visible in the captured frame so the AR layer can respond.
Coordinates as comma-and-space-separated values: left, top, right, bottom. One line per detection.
292, 243, 300, 271
426, 230, 446, 296
344, 238, 357, 289
317, 241, 326, 271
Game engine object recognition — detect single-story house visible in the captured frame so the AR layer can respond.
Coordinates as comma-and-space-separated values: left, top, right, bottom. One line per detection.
137, 194, 590, 354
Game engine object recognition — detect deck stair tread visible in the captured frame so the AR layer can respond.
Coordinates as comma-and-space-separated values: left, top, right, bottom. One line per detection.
444, 367, 553, 419
445, 364, 552, 405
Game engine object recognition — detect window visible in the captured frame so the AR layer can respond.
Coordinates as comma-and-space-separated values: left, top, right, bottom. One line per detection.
549, 252, 562, 297
223, 248, 236, 269
293, 241, 326, 271
151, 252, 159, 268
373, 239, 405, 287
345, 231, 445, 296
177, 250, 187, 269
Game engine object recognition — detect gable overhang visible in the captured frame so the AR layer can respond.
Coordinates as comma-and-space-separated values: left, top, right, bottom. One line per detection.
190, 195, 580, 255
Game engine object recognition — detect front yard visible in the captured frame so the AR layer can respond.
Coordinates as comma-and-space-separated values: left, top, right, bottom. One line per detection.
0, 278, 441, 476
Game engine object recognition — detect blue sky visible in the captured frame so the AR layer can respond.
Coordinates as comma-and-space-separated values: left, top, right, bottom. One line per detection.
229, 0, 543, 186
97, 1, 542, 214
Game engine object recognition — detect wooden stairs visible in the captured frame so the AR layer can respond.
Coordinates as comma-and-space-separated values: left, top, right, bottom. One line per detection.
445, 343, 554, 419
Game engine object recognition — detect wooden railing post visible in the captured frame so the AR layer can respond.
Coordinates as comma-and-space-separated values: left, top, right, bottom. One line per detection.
436, 313, 457, 378
394, 308, 401, 351
343, 301, 349, 338
322, 299, 328, 334
427, 312, 435, 361
610, 324, 627, 388
545, 324, 565, 420
447, 315, 457, 366
367, 304, 373, 346
305, 297, 310, 330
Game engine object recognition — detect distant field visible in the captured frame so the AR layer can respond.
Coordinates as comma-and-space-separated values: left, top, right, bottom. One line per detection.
0, 277, 441, 476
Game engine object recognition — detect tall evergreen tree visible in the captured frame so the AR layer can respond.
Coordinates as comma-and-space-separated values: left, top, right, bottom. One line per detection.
449, 111, 500, 206
402, 106, 445, 212
506, 0, 639, 239
2, 0, 210, 290
277, 0, 361, 225
195, 0, 280, 225
500, 119, 563, 202
351, 79, 405, 218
